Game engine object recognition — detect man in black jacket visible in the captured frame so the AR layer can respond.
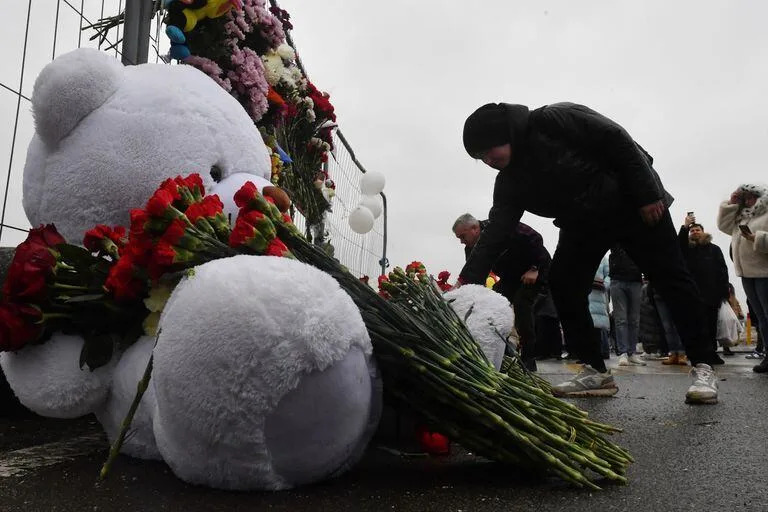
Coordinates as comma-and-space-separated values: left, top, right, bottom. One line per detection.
456, 102, 720, 404
453, 214, 551, 371
679, 216, 730, 358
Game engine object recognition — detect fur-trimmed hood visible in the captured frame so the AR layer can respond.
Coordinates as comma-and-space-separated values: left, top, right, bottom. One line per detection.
737, 183, 768, 222
688, 232, 712, 247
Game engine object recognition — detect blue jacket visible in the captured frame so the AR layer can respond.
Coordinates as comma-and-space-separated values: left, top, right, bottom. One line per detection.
589, 256, 611, 330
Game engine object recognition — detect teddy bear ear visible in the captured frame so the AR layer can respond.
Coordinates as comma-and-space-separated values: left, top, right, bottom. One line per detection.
31, 48, 124, 147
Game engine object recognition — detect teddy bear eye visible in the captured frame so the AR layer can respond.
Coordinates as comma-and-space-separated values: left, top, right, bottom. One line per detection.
210, 165, 223, 183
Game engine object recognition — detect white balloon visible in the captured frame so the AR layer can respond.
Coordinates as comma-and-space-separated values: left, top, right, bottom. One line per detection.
348, 206, 375, 234
359, 195, 383, 219
360, 171, 386, 195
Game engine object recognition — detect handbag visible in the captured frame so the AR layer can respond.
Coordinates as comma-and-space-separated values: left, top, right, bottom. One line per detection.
716, 301, 742, 347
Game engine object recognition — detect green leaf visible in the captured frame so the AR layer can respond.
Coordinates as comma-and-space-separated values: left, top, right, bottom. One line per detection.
57, 244, 97, 266
64, 293, 107, 303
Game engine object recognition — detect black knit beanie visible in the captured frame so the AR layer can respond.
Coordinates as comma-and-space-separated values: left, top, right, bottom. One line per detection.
462, 103, 510, 157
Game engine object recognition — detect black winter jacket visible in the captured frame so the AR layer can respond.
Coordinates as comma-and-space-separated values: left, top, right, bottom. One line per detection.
609, 245, 642, 282
678, 227, 729, 306
460, 102, 674, 284
465, 220, 551, 285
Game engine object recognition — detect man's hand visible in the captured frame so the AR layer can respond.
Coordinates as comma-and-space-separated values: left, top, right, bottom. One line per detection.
639, 200, 665, 225
684, 213, 696, 227
521, 269, 539, 285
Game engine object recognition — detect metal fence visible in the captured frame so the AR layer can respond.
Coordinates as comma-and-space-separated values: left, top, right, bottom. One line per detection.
0, 0, 167, 248
0, 0, 387, 278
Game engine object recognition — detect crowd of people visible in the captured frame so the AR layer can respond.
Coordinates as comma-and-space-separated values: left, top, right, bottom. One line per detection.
454, 101, 768, 405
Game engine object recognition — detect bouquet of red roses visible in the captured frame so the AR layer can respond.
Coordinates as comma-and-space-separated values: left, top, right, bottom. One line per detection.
0, 173, 300, 370
0, 224, 148, 368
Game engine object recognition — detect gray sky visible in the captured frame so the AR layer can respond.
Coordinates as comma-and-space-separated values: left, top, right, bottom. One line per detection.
284, 0, 768, 301
3, 1, 768, 303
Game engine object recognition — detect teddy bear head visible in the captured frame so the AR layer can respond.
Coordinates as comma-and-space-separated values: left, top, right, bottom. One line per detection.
23, 48, 273, 243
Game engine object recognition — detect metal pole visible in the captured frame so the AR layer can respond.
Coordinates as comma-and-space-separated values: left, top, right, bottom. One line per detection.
379, 192, 389, 276
122, 0, 152, 65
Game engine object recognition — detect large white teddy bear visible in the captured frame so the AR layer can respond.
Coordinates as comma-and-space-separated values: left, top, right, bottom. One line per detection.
1, 48, 381, 490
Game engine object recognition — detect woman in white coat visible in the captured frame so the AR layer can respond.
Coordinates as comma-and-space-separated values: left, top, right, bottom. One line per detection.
718, 184, 768, 373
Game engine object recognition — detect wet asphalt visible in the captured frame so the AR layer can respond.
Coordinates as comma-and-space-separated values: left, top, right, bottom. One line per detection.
1, 351, 767, 512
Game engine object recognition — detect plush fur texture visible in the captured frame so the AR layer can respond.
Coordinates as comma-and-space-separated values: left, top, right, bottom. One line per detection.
0, 334, 115, 418
24, 48, 272, 242
151, 255, 375, 490
444, 285, 513, 370
11, 49, 380, 491
718, 189, 768, 278
94, 336, 161, 460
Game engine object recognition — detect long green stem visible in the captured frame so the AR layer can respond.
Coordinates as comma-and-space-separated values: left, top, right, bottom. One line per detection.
99, 334, 157, 480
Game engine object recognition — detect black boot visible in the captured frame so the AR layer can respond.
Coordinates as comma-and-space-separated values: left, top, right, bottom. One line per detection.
753, 357, 768, 373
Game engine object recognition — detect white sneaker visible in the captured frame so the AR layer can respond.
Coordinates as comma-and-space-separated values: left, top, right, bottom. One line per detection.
552, 365, 618, 397
628, 354, 647, 366
685, 364, 718, 404
618, 354, 630, 366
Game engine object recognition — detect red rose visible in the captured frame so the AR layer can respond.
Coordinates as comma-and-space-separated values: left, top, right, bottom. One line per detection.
0, 302, 43, 351
161, 218, 187, 246
105, 255, 146, 302
158, 177, 183, 202
229, 217, 268, 253
186, 195, 223, 223
265, 237, 291, 258
83, 225, 126, 254
234, 181, 259, 209
25, 224, 66, 248
182, 174, 204, 197
437, 270, 451, 282
2, 226, 64, 302
306, 82, 336, 122
152, 241, 178, 268
146, 189, 175, 218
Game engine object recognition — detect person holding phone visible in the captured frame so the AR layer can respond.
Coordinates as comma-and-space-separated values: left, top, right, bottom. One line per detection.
718, 184, 768, 373
457, 101, 721, 404
679, 214, 730, 360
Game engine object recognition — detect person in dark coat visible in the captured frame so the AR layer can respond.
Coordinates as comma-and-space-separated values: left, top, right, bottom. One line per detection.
456, 101, 720, 404
453, 213, 551, 371
638, 281, 668, 357
679, 215, 730, 359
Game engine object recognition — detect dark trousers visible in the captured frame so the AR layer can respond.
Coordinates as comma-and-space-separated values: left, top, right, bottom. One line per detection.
535, 316, 563, 358
498, 281, 543, 366
549, 211, 717, 373
702, 303, 720, 353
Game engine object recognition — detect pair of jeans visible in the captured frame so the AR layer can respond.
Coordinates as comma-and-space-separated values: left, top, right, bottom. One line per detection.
611, 280, 642, 356
653, 291, 684, 354
743, 278, 768, 355
549, 211, 717, 373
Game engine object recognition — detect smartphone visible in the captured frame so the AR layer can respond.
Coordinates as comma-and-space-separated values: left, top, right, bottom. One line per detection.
687, 211, 694, 216
739, 224, 752, 235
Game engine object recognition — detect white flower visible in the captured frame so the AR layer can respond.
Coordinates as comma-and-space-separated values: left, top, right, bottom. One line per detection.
276, 43, 296, 61
304, 97, 314, 109
290, 67, 304, 84
306, 109, 316, 122
262, 53, 284, 86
